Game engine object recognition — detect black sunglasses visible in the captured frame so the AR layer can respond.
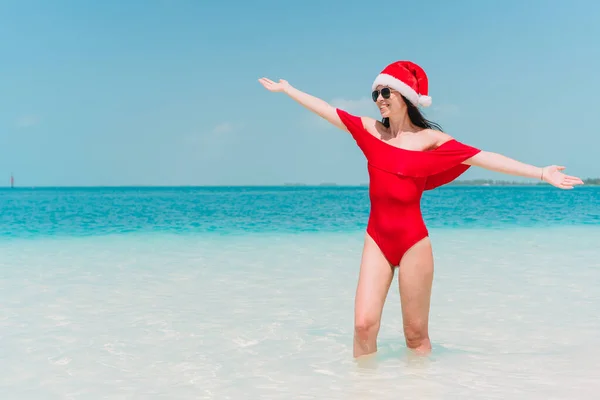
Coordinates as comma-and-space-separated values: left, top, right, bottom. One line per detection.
371, 87, 392, 102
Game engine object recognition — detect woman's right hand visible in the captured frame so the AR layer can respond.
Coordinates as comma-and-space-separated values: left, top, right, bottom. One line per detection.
257, 77, 349, 133
258, 77, 291, 93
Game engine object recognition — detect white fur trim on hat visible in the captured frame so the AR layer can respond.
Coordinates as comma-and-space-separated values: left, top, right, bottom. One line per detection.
372, 73, 432, 107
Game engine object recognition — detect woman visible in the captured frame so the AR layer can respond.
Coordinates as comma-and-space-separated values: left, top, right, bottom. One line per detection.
258, 60, 583, 358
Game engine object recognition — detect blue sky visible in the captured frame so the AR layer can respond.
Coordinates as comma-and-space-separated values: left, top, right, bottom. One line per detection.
1, 0, 598, 186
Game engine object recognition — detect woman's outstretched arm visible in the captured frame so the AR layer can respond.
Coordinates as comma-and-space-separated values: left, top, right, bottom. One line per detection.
463, 151, 584, 189
258, 78, 348, 132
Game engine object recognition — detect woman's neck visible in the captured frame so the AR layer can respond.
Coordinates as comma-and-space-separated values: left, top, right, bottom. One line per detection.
388, 114, 417, 136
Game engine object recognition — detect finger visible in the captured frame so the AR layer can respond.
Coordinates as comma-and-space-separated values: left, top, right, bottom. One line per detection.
563, 181, 575, 188
260, 80, 275, 88
565, 177, 584, 184
258, 78, 273, 86
557, 166, 566, 171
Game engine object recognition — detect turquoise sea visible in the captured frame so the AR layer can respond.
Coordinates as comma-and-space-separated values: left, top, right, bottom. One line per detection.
1, 186, 599, 399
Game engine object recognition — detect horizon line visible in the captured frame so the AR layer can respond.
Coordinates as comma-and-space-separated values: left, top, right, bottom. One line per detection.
1, 181, 598, 189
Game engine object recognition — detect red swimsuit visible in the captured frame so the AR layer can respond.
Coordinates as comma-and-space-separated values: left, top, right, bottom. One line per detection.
336, 108, 482, 267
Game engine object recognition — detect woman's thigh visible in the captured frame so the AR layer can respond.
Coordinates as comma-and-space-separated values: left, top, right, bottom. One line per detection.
354, 233, 394, 326
397, 237, 434, 340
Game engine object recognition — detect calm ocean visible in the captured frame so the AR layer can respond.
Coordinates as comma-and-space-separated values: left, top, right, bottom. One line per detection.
1, 186, 599, 399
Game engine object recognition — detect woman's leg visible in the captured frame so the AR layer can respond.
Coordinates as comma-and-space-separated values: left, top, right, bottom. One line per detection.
397, 237, 434, 354
353, 233, 394, 358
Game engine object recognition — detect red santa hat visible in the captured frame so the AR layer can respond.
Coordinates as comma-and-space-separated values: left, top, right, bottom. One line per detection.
371, 61, 432, 107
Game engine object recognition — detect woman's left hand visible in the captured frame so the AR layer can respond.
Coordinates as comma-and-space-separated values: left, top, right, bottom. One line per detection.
542, 165, 584, 189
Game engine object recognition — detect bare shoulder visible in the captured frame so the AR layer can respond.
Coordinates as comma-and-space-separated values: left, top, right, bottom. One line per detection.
424, 129, 454, 147
359, 116, 381, 135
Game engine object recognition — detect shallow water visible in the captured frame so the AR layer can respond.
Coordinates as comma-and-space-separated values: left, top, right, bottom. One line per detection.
1, 225, 599, 399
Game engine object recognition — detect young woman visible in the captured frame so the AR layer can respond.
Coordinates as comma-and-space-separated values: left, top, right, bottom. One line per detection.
258, 60, 584, 358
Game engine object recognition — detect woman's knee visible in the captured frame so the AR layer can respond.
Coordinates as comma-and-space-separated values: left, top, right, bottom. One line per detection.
403, 320, 429, 348
354, 314, 380, 340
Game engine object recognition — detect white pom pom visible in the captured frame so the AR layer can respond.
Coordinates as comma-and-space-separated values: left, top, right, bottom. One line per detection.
418, 95, 432, 107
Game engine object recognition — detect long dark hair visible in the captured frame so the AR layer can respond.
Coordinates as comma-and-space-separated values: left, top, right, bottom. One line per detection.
382, 95, 443, 131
